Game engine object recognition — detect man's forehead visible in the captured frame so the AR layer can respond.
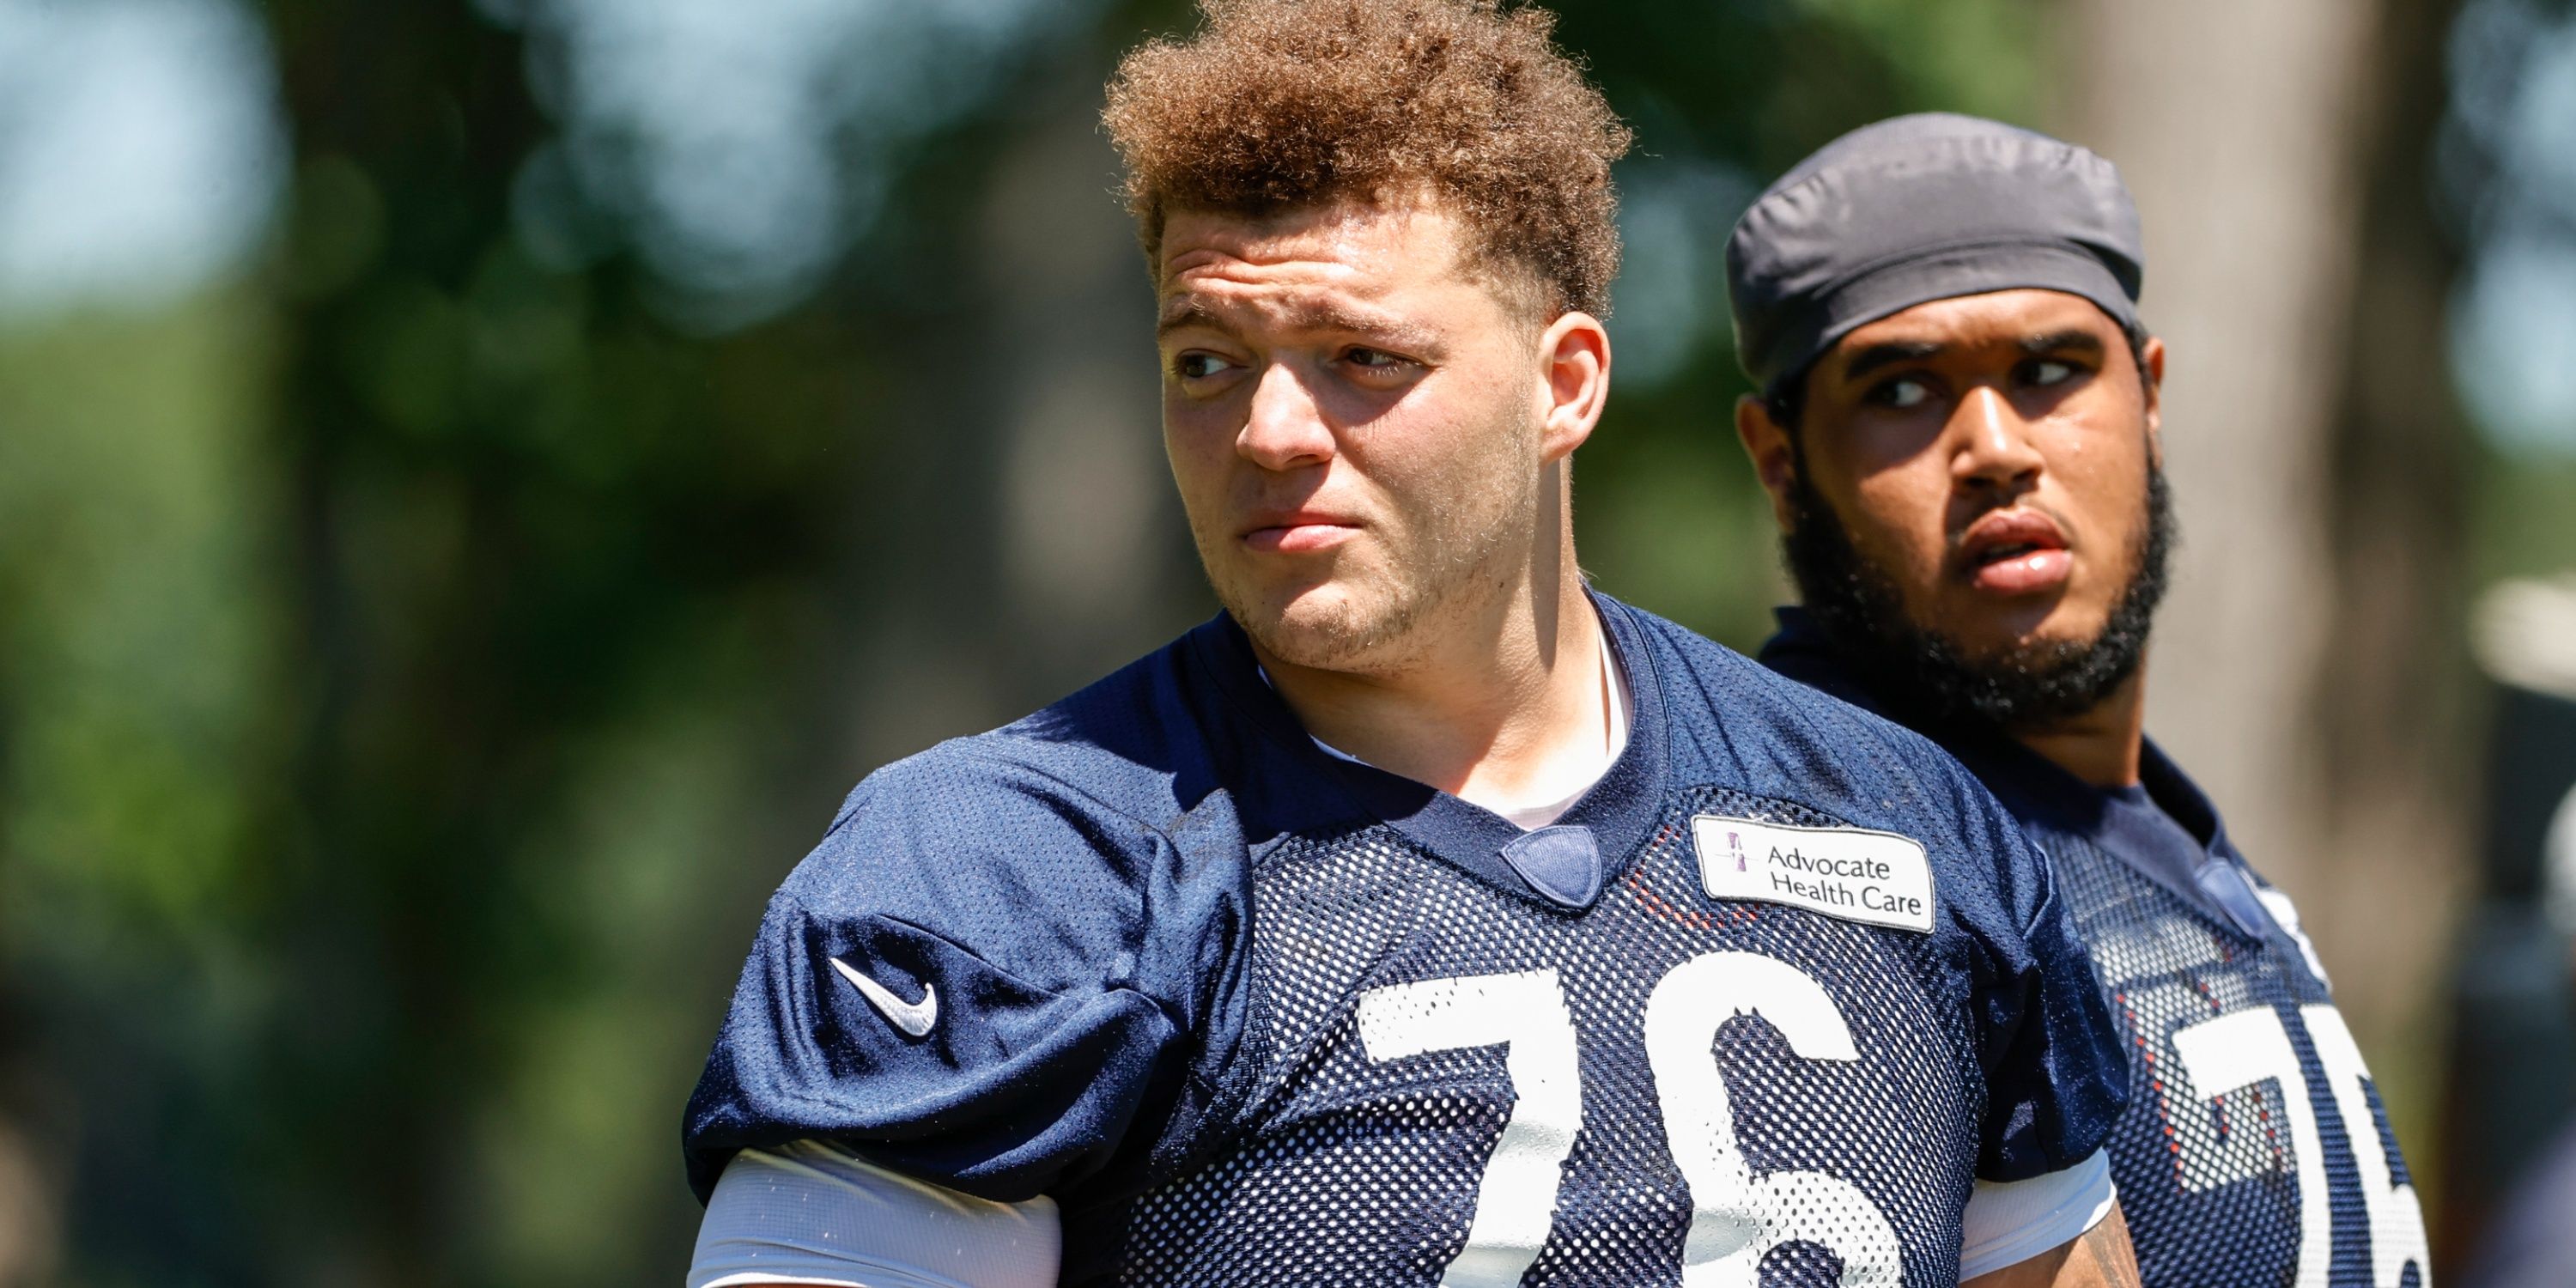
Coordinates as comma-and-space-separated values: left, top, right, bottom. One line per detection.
1155, 293, 1431, 348
1832, 288, 2117, 357
1158, 201, 1466, 295
1156, 203, 1482, 343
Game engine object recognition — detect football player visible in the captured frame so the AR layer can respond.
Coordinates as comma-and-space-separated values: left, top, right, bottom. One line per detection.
1732, 113, 2432, 1286
682, 9, 2139, 1285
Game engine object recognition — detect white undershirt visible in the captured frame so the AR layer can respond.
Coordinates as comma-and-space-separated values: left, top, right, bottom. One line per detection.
1296, 618, 1631, 831
690, 1141, 1057, 1288
1958, 1151, 2118, 1279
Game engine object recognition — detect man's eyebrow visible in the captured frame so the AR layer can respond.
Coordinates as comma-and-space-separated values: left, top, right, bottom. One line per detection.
1833, 329, 2109, 383
1157, 301, 1231, 340
1155, 297, 1441, 351
1837, 339, 1946, 383
2019, 329, 2107, 357
1297, 303, 1441, 351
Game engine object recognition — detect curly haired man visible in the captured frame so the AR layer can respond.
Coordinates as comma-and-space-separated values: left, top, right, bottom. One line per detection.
679, 5, 2141, 1285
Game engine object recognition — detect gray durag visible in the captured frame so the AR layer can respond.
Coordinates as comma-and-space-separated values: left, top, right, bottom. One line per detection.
1725, 112, 2147, 402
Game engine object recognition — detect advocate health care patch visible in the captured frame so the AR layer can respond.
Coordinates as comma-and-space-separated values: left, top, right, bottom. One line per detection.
1689, 815, 1935, 933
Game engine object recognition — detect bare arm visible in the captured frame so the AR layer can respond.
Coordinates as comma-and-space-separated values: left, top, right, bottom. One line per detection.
1963, 1200, 2141, 1288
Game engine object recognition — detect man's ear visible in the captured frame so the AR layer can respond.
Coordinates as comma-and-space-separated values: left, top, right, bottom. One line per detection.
1735, 393, 1801, 534
1538, 310, 1612, 463
2138, 334, 2167, 467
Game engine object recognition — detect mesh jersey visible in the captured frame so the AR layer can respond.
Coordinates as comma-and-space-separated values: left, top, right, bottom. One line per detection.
1760, 610, 2431, 1288
684, 596, 2128, 1286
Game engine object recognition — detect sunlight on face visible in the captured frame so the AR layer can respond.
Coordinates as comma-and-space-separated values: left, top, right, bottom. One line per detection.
1795, 289, 2160, 662
1155, 200, 1552, 672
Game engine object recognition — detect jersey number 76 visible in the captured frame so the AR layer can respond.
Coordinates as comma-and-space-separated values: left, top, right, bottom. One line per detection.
1356, 952, 1905, 1288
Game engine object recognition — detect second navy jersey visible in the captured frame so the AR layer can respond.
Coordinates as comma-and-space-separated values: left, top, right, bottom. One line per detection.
1762, 608, 2431, 1288
685, 594, 2128, 1286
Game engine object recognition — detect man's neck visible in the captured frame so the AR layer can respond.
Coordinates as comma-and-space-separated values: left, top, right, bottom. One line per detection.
1255, 557, 1609, 811
2012, 669, 2149, 789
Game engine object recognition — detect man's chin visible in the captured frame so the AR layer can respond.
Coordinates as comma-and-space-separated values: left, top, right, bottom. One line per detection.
1942, 633, 2092, 675
1225, 583, 1407, 673
1930, 602, 2107, 669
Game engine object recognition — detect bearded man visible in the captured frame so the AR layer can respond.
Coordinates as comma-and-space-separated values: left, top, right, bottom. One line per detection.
1735, 113, 2430, 1288
679, 10, 2139, 1286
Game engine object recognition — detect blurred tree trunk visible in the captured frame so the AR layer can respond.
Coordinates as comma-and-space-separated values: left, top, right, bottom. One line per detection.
262, 6, 552, 1283
2054, 0, 2470, 1108
2320, 0, 2478, 1260
0, 1120, 54, 1286
2315, 0, 2476, 1116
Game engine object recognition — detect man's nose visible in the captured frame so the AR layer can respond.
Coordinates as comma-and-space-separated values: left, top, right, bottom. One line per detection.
1949, 385, 2044, 495
1237, 362, 1336, 471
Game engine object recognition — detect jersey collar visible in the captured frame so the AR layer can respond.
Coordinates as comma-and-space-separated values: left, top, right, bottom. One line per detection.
1188, 590, 1672, 912
1757, 605, 2281, 941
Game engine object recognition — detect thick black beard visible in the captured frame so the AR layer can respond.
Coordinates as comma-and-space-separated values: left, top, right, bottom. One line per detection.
1782, 461, 2175, 735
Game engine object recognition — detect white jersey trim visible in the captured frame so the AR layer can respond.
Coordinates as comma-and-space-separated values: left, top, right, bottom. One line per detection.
688, 1139, 1060, 1288
1957, 1149, 2117, 1279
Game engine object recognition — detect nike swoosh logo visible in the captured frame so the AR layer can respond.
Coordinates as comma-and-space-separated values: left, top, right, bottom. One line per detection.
830, 957, 938, 1036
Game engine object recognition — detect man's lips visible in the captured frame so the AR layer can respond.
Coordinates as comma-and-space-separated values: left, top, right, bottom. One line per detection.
1242, 512, 1361, 554
1957, 509, 2073, 596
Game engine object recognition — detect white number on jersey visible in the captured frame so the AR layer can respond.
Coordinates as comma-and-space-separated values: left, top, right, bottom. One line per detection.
2171, 1005, 2428, 1288
1646, 951, 1902, 1287
1358, 953, 1901, 1286
2302, 1006, 2431, 1288
1358, 969, 1583, 1288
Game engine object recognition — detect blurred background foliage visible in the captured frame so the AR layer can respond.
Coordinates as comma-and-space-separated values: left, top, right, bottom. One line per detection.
0, 0, 2569, 1284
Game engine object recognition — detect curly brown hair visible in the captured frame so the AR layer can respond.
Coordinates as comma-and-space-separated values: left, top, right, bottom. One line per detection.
1103, 0, 1632, 317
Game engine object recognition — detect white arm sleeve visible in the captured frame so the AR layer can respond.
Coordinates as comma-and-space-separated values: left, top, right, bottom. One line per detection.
688, 1139, 1060, 1288
1957, 1149, 2117, 1280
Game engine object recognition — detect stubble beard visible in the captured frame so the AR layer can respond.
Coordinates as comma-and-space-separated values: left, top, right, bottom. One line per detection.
1201, 422, 1542, 677
1782, 454, 2175, 735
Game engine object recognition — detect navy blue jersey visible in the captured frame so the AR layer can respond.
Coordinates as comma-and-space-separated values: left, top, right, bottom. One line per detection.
1762, 609, 2431, 1288
685, 595, 2126, 1286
